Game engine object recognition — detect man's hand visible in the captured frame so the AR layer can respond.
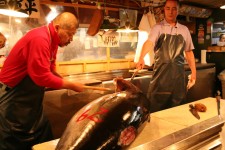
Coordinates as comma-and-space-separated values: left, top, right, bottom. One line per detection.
62, 79, 85, 92
187, 74, 196, 90
136, 59, 145, 70
72, 82, 84, 92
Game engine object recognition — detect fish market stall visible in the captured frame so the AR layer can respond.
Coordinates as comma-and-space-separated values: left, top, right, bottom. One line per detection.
33, 97, 225, 150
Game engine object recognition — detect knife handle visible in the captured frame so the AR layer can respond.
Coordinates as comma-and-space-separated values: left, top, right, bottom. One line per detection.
83, 86, 112, 91
189, 104, 195, 109
216, 90, 221, 101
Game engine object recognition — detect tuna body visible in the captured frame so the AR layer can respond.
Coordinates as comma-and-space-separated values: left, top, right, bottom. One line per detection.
56, 79, 150, 150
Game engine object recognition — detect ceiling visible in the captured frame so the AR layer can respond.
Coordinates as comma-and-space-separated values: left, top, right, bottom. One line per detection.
40, 0, 225, 10
35, 0, 225, 23
180, 0, 225, 9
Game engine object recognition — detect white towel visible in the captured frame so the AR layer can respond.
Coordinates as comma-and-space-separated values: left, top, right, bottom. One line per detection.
138, 13, 151, 33
147, 11, 156, 28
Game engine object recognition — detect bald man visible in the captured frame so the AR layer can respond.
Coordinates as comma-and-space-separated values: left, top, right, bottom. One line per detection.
0, 12, 84, 150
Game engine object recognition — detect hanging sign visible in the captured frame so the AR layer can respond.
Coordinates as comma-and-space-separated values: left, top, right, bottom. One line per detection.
21, 0, 40, 18
97, 31, 119, 47
0, 0, 40, 18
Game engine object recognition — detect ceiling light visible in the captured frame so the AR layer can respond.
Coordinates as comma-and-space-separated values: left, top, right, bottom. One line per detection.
220, 5, 225, 9
0, 0, 29, 18
116, 25, 139, 33
117, 19, 139, 33
117, 9, 139, 33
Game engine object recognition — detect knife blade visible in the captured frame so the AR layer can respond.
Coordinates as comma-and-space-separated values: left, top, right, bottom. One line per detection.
189, 104, 200, 120
130, 69, 140, 82
216, 90, 221, 116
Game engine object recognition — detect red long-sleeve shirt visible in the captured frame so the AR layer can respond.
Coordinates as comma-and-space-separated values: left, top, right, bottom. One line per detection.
0, 22, 63, 89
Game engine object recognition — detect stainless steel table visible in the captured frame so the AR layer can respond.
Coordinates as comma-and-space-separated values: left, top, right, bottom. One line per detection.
33, 97, 225, 150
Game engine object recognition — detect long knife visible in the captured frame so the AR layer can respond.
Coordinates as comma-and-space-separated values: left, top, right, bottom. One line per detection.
189, 104, 200, 120
130, 69, 140, 82
83, 86, 113, 91
216, 90, 221, 116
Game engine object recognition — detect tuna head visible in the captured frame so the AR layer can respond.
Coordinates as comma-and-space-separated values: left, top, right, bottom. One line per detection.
113, 77, 141, 93
56, 78, 150, 150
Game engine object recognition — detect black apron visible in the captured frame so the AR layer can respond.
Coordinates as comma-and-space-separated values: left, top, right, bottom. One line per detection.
148, 31, 187, 113
0, 76, 53, 150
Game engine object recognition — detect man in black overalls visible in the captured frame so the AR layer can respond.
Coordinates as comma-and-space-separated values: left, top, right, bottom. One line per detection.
0, 12, 84, 150
136, 0, 196, 112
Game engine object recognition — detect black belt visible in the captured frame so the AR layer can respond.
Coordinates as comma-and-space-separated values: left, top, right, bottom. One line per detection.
0, 83, 11, 91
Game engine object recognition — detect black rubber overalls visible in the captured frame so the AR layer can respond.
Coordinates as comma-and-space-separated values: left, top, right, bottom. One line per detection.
148, 27, 187, 113
0, 76, 53, 150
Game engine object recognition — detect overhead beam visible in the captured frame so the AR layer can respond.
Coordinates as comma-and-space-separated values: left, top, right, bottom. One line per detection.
40, 0, 143, 11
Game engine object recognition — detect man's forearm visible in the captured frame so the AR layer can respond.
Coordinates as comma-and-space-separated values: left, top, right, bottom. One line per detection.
139, 40, 154, 62
52, 70, 62, 78
185, 51, 196, 80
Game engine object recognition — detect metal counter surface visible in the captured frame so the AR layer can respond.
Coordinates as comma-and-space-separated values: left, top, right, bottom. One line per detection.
61, 63, 215, 83
63, 63, 216, 102
33, 97, 225, 150
128, 97, 224, 149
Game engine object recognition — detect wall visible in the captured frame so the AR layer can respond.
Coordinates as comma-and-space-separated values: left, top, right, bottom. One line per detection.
56, 59, 135, 76
211, 9, 225, 23
176, 8, 225, 62
191, 18, 211, 60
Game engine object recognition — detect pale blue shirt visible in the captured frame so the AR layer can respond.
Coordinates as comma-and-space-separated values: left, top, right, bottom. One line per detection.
148, 19, 194, 51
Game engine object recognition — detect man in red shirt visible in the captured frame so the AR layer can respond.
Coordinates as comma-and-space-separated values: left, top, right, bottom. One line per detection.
0, 12, 84, 150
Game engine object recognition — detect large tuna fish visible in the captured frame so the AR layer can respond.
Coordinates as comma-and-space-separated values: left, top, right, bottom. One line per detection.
56, 78, 150, 150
